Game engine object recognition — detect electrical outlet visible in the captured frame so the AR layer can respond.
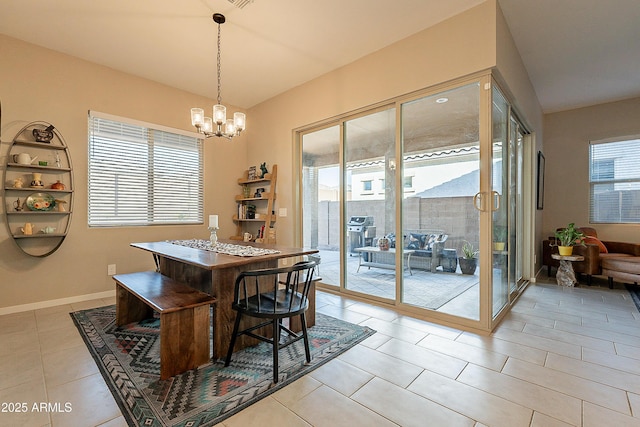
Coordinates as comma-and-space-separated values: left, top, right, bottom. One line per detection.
281, 258, 289, 266
278, 208, 287, 217
107, 264, 116, 276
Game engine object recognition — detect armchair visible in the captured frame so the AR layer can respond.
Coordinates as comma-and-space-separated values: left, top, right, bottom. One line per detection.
542, 226, 640, 286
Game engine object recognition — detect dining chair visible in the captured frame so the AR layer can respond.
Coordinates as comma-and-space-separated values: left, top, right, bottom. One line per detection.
224, 260, 317, 383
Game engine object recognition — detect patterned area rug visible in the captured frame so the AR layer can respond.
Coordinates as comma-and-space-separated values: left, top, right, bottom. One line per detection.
71, 305, 374, 427
627, 285, 640, 312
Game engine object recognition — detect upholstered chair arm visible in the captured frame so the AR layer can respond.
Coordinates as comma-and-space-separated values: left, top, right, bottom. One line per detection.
602, 241, 640, 256
542, 239, 559, 266
572, 244, 600, 275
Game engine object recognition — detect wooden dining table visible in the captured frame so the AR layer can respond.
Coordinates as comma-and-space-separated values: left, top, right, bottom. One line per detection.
131, 240, 319, 359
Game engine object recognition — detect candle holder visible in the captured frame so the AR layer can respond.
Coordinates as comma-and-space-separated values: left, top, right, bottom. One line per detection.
208, 227, 219, 245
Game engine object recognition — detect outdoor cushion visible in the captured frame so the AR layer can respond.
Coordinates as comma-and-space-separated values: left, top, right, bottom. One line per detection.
424, 234, 437, 250
407, 233, 426, 249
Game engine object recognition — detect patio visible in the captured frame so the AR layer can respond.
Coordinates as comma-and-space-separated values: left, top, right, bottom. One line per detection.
313, 249, 480, 320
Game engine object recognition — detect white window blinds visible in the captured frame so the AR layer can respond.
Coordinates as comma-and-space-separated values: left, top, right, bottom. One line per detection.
589, 136, 640, 223
88, 112, 204, 227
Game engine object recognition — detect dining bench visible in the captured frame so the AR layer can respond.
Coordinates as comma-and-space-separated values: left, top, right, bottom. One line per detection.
113, 271, 216, 379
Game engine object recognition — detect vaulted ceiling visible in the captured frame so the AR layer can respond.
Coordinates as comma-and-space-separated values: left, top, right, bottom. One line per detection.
1, 0, 639, 113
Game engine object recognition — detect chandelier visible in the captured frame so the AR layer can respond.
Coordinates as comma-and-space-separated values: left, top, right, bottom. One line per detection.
191, 13, 246, 140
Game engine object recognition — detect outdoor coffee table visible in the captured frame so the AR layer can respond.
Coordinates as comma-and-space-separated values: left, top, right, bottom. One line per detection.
354, 246, 415, 275
551, 253, 584, 287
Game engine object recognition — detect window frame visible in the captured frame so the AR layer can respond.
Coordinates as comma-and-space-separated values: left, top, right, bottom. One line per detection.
589, 135, 640, 224
88, 111, 204, 227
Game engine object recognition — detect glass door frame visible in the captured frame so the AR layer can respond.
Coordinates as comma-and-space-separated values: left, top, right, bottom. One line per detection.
488, 80, 535, 329
294, 72, 535, 333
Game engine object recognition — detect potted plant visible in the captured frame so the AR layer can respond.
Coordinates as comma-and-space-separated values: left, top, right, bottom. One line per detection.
554, 222, 585, 256
493, 225, 507, 251
459, 240, 478, 275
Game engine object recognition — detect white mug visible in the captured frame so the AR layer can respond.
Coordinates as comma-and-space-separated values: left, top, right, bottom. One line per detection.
243, 232, 253, 242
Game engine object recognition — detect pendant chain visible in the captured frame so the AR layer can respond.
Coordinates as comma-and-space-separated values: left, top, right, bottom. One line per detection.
216, 23, 222, 105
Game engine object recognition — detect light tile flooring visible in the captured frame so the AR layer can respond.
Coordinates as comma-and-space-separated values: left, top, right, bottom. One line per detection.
1, 277, 640, 426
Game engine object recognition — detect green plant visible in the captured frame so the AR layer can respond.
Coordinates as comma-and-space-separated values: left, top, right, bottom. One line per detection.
493, 225, 507, 242
461, 240, 478, 259
554, 222, 585, 247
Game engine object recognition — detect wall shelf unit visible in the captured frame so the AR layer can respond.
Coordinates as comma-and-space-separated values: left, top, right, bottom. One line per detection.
231, 164, 277, 244
3, 121, 74, 257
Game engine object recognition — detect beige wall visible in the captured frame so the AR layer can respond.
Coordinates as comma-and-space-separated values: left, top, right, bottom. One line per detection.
0, 34, 247, 310
1, 0, 546, 311
494, 2, 544, 273
543, 97, 640, 242
247, 0, 544, 269
248, 1, 500, 248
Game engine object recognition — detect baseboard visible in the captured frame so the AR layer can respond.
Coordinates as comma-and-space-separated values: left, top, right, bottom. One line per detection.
0, 290, 116, 316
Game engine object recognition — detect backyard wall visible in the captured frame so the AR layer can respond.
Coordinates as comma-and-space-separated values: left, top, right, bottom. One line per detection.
317, 197, 479, 255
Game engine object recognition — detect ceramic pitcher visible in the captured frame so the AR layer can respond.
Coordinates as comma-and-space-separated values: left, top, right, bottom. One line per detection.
21, 223, 34, 235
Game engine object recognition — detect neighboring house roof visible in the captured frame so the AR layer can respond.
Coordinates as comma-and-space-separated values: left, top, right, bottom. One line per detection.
414, 160, 502, 198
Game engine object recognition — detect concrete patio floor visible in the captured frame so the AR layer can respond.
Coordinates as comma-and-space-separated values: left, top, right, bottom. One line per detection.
313, 249, 480, 320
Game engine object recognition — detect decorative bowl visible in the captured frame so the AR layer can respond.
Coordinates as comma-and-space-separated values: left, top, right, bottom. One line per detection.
26, 193, 56, 211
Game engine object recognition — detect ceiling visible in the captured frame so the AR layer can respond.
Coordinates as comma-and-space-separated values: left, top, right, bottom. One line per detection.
1, 0, 639, 113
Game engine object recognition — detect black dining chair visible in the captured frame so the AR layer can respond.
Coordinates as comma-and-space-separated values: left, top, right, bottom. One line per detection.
224, 260, 317, 383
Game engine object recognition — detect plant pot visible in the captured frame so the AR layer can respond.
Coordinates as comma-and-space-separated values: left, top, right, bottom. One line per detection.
459, 257, 477, 275
378, 237, 390, 251
558, 246, 573, 256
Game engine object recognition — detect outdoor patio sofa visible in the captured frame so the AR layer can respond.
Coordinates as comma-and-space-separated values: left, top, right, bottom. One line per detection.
371, 231, 456, 273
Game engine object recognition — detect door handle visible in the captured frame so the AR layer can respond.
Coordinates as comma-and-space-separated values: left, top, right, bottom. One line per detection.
473, 192, 483, 211
492, 191, 501, 212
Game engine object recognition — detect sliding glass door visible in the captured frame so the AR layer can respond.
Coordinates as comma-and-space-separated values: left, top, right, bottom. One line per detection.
492, 85, 527, 318
401, 83, 481, 320
344, 108, 397, 300
298, 74, 531, 330
301, 125, 341, 288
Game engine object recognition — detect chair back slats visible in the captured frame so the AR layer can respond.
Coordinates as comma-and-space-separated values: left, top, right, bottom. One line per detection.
226, 259, 317, 383
233, 261, 316, 315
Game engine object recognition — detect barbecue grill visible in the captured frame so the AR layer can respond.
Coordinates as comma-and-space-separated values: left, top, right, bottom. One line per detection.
347, 216, 374, 254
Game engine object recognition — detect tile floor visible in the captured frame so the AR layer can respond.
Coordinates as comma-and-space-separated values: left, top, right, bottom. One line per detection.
1, 277, 640, 426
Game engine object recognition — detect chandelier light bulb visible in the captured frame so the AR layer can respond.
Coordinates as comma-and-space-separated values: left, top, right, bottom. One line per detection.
234, 112, 246, 132
225, 119, 236, 135
203, 117, 213, 133
213, 104, 226, 125
191, 108, 205, 127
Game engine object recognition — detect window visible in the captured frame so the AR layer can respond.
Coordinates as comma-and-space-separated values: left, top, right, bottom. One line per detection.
362, 180, 372, 192
403, 175, 414, 189
590, 137, 640, 223
88, 111, 203, 227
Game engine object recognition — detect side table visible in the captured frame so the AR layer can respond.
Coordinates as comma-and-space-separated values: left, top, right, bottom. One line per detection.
551, 254, 585, 287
